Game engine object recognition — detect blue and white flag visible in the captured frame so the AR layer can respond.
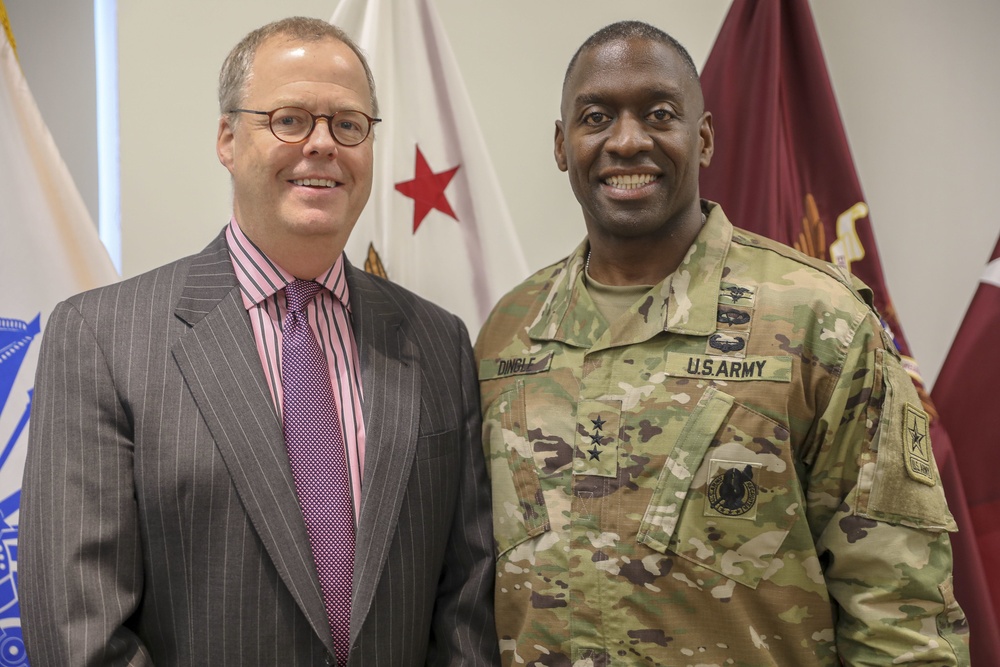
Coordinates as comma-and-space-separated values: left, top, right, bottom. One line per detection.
331, 0, 527, 333
0, 4, 117, 662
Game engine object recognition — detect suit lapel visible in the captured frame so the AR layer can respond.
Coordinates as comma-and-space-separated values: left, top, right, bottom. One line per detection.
345, 263, 422, 642
170, 233, 334, 655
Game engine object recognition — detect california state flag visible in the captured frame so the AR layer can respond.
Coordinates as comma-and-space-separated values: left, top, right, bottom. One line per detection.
330, 0, 527, 331
0, 1, 117, 658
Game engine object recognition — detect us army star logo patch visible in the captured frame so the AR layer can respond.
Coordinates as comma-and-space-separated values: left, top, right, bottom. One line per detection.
902, 403, 935, 486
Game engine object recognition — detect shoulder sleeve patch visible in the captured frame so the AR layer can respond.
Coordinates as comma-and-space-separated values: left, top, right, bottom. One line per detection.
857, 348, 957, 531
902, 403, 935, 486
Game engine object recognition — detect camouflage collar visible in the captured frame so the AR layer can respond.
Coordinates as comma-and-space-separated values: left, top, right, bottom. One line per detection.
527, 203, 732, 349
664, 203, 733, 336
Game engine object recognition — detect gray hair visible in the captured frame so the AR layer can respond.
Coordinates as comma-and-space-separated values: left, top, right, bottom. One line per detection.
218, 16, 378, 119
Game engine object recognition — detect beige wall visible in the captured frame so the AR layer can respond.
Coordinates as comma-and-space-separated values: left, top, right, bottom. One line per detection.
17, 0, 1000, 388
5, 0, 98, 224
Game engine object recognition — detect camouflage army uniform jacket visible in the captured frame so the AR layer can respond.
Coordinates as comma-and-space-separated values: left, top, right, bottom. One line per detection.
475, 204, 968, 666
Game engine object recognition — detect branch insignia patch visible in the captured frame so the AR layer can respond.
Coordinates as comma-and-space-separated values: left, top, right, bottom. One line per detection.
706, 460, 760, 519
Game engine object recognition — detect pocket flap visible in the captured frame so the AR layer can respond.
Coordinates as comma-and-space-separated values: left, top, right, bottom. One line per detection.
637, 387, 734, 552
487, 382, 550, 556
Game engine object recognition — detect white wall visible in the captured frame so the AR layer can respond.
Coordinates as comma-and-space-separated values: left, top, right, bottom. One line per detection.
809, 0, 1000, 388
5, 0, 98, 224
10, 1, 1000, 387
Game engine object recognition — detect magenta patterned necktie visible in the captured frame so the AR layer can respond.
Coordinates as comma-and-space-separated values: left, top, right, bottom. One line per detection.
281, 279, 354, 665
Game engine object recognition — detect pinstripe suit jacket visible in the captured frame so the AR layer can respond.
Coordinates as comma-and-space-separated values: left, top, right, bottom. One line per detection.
19, 231, 499, 666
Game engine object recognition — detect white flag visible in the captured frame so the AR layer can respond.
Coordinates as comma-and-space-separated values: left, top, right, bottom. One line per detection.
0, 5, 117, 657
331, 0, 528, 332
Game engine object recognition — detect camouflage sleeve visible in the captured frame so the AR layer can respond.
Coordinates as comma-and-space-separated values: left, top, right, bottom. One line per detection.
807, 313, 970, 665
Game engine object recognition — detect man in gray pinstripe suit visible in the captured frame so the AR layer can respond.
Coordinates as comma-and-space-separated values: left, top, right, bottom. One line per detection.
19, 17, 498, 666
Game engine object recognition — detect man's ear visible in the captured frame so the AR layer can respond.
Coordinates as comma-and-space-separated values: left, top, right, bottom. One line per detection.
699, 111, 714, 168
554, 120, 568, 172
217, 116, 236, 172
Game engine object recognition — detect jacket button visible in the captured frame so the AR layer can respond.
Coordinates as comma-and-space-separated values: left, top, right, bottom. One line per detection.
325, 655, 336, 667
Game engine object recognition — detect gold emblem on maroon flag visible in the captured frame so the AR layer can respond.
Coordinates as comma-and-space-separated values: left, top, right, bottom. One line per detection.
394, 144, 461, 232
794, 194, 826, 259
794, 194, 941, 418
829, 201, 868, 274
793, 193, 867, 274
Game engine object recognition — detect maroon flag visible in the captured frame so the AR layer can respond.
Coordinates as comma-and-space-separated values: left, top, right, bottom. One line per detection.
699, 0, 999, 660
932, 235, 1000, 628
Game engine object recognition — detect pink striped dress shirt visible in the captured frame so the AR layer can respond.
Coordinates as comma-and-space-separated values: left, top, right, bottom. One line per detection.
226, 219, 366, 518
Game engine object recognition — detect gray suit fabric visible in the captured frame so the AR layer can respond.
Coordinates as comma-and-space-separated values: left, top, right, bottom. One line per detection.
19, 231, 499, 666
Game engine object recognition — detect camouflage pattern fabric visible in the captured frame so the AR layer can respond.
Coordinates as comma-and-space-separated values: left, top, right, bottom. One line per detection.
475, 203, 969, 666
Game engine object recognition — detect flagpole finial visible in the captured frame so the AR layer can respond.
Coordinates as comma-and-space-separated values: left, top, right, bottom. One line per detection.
0, 1, 17, 60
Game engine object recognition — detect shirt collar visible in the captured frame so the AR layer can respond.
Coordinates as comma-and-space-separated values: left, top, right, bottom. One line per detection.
527, 202, 730, 348
225, 218, 351, 312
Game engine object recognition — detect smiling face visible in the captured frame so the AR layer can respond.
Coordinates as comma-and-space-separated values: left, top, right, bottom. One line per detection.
216, 35, 374, 275
555, 36, 713, 246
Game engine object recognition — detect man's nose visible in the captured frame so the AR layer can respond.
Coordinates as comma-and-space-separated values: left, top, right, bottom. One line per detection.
605, 114, 654, 156
302, 117, 339, 156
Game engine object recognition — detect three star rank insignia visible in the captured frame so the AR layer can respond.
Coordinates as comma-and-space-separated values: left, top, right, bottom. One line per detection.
574, 405, 619, 477
587, 417, 604, 461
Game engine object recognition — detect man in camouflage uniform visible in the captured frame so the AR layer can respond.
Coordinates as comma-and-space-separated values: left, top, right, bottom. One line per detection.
475, 20, 969, 666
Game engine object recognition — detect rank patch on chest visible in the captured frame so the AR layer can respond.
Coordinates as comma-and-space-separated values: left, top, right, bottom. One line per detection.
573, 401, 621, 478
902, 403, 935, 486
705, 460, 761, 520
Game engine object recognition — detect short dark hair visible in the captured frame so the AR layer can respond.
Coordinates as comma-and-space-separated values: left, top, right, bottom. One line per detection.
219, 16, 378, 119
563, 20, 700, 90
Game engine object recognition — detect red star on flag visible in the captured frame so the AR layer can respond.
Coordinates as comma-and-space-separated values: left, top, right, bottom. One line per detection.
394, 145, 460, 233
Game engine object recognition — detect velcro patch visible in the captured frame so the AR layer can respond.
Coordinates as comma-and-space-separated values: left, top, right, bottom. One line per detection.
719, 283, 756, 307
705, 459, 761, 520
707, 331, 748, 357
716, 305, 752, 331
665, 353, 792, 382
902, 403, 935, 486
573, 401, 621, 478
479, 352, 553, 380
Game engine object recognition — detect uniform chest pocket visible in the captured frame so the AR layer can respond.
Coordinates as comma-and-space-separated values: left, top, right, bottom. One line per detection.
637, 387, 801, 589
482, 380, 550, 557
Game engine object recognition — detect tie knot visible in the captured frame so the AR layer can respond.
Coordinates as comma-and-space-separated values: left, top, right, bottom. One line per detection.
285, 280, 323, 313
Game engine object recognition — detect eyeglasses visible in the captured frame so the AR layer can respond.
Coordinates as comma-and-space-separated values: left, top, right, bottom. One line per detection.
229, 106, 381, 146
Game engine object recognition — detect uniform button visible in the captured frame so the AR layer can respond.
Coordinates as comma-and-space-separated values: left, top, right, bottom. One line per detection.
325, 655, 335, 667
